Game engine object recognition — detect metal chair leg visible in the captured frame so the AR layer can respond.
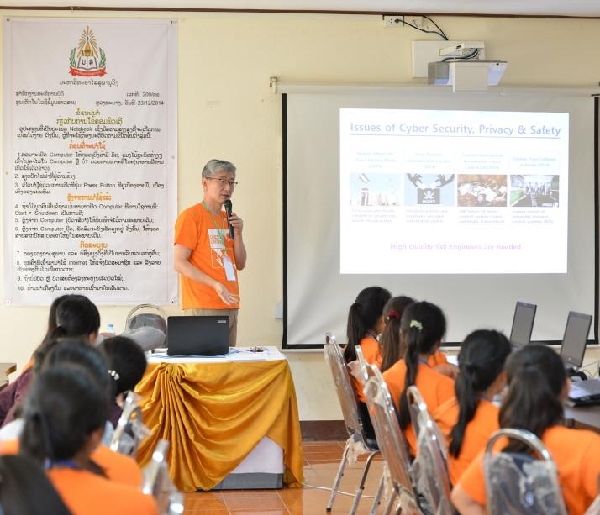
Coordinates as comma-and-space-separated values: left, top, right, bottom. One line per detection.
383, 489, 397, 515
369, 471, 385, 515
326, 442, 351, 512
349, 450, 378, 515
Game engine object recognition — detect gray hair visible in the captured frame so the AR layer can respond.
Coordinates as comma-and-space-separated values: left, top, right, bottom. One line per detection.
202, 159, 236, 178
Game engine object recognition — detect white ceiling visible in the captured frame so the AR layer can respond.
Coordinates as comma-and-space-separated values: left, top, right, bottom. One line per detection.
3, 0, 600, 18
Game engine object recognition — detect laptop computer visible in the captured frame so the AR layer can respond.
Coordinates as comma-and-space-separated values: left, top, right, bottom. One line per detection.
509, 301, 537, 350
562, 312, 597, 406
166, 315, 230, 356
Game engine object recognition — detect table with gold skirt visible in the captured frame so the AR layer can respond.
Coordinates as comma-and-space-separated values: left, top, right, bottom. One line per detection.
135, 347, 304, 492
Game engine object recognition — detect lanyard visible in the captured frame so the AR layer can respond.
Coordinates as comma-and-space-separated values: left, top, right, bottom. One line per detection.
46, 459, 83, 471
202, 202, 227, 247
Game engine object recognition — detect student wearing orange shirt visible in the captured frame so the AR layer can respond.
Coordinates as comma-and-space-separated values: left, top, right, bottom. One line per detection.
0, 339, 143, 489
343, 286, 391, 440
380, 295, 457, 378
0, 295, 100, 428
382, 301, 455, 457
452, 344, 600, 515
433, 329, 511, 485
20, 365, 158, 515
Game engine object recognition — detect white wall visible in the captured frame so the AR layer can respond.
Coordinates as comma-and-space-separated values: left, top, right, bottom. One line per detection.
1, 11, 600, 420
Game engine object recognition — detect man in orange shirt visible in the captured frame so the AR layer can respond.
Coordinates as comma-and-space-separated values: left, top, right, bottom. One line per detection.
174, 159, 247, 346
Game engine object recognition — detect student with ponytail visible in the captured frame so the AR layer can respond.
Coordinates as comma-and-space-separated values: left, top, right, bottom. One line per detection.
380, 296, 415, 373
0, 339, 144, 488
382, 301, 454, 456
433, 329, 511, 484
0, 294, 101, 427
452, 344, 600, 515
380, 296, 457, 378
20, 364, 158, 515
343, 286, 391, 440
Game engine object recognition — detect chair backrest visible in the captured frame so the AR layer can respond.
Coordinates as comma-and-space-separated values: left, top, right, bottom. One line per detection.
363, 369, 420, 512
354, 345, 376, 385
407, 386, 455, 515
110, 392, 149, 457
484, 428, 568, 515
141, 439, 183, 515
324, 333, 365, 439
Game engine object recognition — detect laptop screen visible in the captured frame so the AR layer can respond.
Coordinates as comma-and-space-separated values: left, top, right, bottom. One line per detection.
560, 311, 592, 367
509, 301, 536, 347
166, 315, 230, 356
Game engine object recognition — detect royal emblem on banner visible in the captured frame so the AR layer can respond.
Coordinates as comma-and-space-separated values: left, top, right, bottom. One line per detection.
69, 26, 106, 76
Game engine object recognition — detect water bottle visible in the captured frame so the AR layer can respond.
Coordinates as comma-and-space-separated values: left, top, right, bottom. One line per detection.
107, 323, 115, 335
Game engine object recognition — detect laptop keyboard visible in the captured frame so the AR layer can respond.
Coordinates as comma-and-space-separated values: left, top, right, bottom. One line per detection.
572, 378, 600, 396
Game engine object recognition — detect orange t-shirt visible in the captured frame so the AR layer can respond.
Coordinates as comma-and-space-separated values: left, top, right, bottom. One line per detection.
0, 440, 142, 488
48, 468, 158, 515
430, 350, 449, 367
433, 397, 499, 485
457, 425, 600, 515
353, 337, 382, 402
174, 203, 239, 309
382, 361, 455, 456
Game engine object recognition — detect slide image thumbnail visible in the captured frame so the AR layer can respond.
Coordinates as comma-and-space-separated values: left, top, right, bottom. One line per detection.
349, 173, 402, 207
510, 175, 559, 207
403, 173, 456, 206
457, 174, 508, 207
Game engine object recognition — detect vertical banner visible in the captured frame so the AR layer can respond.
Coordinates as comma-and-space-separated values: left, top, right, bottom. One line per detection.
3, 18, 178, 305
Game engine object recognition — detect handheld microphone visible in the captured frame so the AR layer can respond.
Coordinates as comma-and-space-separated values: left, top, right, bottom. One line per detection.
223, 199, 235, 239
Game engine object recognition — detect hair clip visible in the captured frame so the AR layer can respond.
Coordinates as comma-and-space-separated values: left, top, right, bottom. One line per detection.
409, 319, 423, 331
108, 370, 120, 381
386, 310, 400, 320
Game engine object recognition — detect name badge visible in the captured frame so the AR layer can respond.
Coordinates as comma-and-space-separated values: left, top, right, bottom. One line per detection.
224, 255, 236, 282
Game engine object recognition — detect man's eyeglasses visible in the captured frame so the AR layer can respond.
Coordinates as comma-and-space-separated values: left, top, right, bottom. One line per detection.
207, 177, 238, 188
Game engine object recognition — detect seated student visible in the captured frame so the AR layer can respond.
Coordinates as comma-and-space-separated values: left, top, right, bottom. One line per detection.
451, 344, 600, 515
0, 454, 72, 515
382, 301, 455, 457
433, 329, 511, 485
19, 364, 158, 515
0, 294, 100, 427
0, 339, 143, 489
98, 335, 148, 427
381, 295, 457, 378
343, 286, 392, 440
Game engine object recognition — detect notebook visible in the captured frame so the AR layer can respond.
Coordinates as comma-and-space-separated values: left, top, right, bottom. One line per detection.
166, 315, 230, 356
509, 301, 537, 350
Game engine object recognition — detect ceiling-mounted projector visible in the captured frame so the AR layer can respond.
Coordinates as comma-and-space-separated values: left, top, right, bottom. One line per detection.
428, 60, 508, 92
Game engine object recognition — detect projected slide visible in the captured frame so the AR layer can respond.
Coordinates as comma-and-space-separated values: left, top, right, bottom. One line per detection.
340, 108, 569, 274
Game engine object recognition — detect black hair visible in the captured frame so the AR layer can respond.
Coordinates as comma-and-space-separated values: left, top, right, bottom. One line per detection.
44, 295, 100, 343
98, 335, 147, 395
344, 286, 392, 363
397, 301, 446, 429
46, 295, 69, 335
380, 296, 416, 372
20, 364, 109, 466
38, 339, 113, 406
448, 329, 511, 458
499, 344, 567, 453
0, 454, 72, 515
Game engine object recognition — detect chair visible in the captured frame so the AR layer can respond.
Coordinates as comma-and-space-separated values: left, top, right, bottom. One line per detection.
110, 392, 149, 457
323, 333, 381, 515
483, 428, 568, 515
124, 303, 167, 352
363, 369, 421, 515
141, 439, 184, 515
406, 386, 455, 515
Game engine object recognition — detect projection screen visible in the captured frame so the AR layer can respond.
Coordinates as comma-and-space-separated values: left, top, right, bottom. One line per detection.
283, 86, 598, 348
